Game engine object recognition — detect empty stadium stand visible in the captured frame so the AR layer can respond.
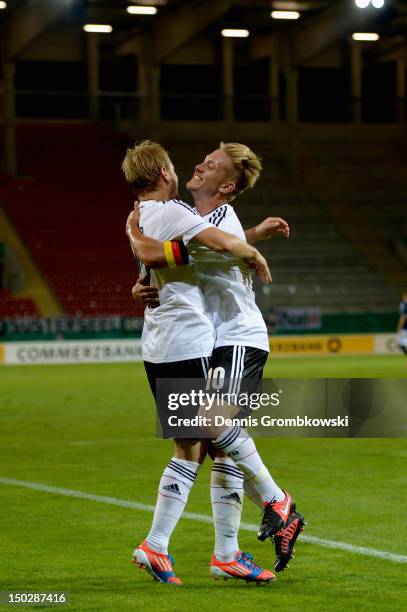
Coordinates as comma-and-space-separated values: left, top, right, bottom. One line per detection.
0, 123, 142, 317
0, 126, 405, 318
0, 288, 39, 318
172, 139, 404, 313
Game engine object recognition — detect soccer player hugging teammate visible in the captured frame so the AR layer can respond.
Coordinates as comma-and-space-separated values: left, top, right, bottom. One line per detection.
122, 140, 304, 584
397, 291, 407, 357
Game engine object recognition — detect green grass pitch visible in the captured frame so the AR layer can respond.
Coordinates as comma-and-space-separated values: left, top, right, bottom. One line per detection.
0, 355, 406, 611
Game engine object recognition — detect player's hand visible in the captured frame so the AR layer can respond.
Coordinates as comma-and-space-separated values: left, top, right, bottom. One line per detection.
131, 276, 160, 306
255, 217, 290, 240
247, 250, 272, 284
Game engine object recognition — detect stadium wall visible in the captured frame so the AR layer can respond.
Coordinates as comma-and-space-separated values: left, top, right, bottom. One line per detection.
0, 334, 399, 366
0, 339, 142, 365
269, 334, 399, 357
0, 312, 398, 342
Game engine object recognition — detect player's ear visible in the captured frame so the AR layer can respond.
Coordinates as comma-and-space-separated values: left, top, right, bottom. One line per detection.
160, 166, 170, 183
219, 181, 236, 195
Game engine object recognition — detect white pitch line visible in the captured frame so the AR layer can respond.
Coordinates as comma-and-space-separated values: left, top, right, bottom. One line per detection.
1, 477, 406, 565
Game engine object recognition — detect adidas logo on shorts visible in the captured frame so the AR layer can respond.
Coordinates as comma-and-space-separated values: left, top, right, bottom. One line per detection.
163, 483, 181, 495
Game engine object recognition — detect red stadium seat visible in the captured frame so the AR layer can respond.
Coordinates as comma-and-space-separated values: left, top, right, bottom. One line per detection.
0, 289, 40, 318
0, 123, 144, 317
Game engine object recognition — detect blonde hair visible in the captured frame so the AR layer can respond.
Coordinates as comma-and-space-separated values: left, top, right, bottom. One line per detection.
220, 142, 262, 199
121, 140, 172, 195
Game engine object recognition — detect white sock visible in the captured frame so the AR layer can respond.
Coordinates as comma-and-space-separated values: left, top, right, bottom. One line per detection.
214, 426, 285, 504
211, 457, 243, 562
146, 458, 200, 554
243, 478, 265, 509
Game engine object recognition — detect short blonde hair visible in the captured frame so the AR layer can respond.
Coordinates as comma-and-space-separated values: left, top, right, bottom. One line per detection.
121, 140, 172, 195
220, 142, 262, 199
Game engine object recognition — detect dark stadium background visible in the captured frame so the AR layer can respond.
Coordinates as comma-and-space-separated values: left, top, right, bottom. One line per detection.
0, 3, 406, 610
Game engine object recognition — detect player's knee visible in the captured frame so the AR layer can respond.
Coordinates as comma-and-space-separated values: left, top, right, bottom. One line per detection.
173, 438, 207, 463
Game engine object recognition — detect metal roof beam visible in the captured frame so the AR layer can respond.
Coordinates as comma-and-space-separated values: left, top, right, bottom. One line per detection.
152, 0, 235, 62
291, 0, 376, 66
4, 0, 77, 60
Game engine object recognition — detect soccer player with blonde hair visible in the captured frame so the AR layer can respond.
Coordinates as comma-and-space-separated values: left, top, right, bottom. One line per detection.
122, 140, 177, 197
218, 141, 262, 196
122, 140, 276, 585
126, 141, 303, 584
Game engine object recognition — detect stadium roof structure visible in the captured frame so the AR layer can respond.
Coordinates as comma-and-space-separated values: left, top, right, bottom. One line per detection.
2, 0, 407, 175
1, 1, 407, 64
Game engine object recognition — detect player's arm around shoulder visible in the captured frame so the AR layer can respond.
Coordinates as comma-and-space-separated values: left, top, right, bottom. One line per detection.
126, 199, 202, 269
125, 201, 271, 282
126, 209, 167, 268
192, 227, 271, 284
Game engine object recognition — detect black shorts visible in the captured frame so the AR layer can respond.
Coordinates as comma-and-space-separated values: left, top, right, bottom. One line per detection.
144, 347, 268, 400
208, 345, 268, 396
144, 356, 210, 399
144, 348, 268, 437
144, 357, 210, 439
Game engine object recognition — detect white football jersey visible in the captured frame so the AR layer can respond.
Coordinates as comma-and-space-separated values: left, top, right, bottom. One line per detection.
139, 199, 214, 363
187, 203, 269, 353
